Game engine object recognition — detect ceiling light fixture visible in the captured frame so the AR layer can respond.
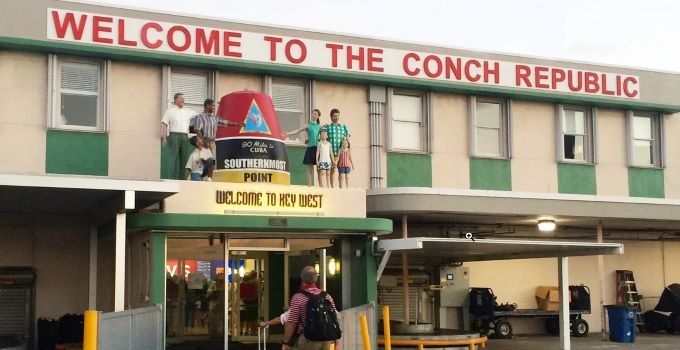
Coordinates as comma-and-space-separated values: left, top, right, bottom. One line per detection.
538, 219, 556, 232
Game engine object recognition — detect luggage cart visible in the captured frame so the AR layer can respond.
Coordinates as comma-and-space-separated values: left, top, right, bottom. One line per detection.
468, 286, 591, 339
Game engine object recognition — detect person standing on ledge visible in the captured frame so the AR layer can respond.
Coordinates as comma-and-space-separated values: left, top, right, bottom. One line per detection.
161, 93, 198, 179
191, 98, 243, 166
321, 108, 350, 188
283, 108, 323, 186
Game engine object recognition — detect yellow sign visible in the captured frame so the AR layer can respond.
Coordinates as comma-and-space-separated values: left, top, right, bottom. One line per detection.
215, 190, 323, 211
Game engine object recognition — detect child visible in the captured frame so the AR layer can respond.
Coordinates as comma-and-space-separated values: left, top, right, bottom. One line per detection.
316, 130, 333, 188
336, 139, 354, 188
185, 136, 214, 181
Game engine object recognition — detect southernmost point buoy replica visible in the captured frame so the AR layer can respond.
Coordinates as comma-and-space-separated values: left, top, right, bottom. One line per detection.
213, 91, 290, 185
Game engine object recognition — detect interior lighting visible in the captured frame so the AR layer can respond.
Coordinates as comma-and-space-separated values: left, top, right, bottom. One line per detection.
328, 258, 337, 276
538, 219, 556, 232
238, 265, 245, 278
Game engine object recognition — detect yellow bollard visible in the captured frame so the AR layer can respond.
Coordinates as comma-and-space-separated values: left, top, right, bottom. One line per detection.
359, 314, 371, 350
83, 310, 99, 350
382, 306, 392, 350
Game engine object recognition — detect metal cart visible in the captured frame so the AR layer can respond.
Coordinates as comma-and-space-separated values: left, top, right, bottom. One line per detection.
468, 286, 591, 339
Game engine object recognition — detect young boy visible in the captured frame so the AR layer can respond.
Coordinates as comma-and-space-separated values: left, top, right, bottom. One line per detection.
185, 136, 214, 181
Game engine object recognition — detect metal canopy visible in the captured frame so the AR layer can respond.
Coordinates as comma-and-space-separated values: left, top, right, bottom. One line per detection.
376, 237, 623, 350
376, 237, 623, 262
0, 174, 179, 215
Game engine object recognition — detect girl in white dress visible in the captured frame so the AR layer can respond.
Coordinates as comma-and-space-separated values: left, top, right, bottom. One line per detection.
316, 130, 333, 188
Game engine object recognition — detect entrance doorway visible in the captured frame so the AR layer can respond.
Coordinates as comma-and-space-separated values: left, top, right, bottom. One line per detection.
164, 236, 337, 350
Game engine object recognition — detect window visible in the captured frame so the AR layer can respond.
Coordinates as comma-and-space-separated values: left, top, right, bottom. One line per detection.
557, 105, 594, 163
167, 68, 212, 113
268, 77, 310, 143
389, 90, 429, 152
629, 111, 663, 167
50, 56, 107, 131
469, 97, 509, 158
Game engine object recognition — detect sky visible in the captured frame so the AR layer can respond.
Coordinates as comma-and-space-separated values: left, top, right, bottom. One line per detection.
83, 0, 680, 73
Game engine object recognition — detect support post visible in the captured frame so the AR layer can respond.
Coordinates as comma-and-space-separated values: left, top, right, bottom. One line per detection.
114, 213, 126, 312
89, 226, 98, 310
402, 215, 409, 325
558, 256, 570, 350
597, 221, 607, 340
320, 248, 327, 290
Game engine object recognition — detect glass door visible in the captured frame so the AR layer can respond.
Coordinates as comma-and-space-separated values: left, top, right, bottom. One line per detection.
166, 237, 226, 348
227, 253, 267, 341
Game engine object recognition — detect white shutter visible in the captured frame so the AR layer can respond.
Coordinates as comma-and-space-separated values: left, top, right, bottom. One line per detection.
171, 71, 208, 112
60, 61, 99, 93
378, 286, 419, 323
272, 81, 305, 112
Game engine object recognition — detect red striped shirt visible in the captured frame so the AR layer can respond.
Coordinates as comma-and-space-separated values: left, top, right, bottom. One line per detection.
287, 287, 337, 334
337, 149, 352, 168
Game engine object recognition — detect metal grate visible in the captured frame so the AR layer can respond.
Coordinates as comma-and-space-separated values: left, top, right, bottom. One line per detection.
0, 288, 31, 336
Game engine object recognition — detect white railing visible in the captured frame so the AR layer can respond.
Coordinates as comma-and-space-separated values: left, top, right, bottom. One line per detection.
339, 302, 377, 350
98, 305, 163, 350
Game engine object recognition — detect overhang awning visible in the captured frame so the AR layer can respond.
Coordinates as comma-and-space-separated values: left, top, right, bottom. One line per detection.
0, 173, 179, 216
127, 213, 393, 236
376, 237, 623, 262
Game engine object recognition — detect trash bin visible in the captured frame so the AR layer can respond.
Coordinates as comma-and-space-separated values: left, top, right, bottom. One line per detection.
606, 306, 636, 343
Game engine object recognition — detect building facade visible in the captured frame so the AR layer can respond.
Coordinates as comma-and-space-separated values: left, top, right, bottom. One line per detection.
1, 0, 680, 346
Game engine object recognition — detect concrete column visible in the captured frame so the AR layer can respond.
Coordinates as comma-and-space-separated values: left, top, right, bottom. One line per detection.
88, 226, 98, 310
402, 215, 409, 325
114, 213, 126, 312
597, 222, 606, 340
558, 257, 570, 350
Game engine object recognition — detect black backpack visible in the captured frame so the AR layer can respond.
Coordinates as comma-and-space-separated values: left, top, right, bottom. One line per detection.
299, 290, 342, 341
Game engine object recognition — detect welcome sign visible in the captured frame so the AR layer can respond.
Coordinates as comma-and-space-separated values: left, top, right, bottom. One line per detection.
46, 8, 641, 99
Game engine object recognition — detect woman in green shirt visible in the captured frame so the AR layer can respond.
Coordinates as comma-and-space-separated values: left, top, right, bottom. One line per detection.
283, 109, 322, 186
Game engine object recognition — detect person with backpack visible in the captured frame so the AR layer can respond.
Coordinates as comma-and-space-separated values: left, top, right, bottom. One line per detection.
283, 266, 341, 350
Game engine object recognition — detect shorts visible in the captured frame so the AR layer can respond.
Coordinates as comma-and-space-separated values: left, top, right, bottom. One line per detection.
338, 166, 351, 174
318, 162, 331, 170
303, 146, 317, 165
190, 173, 203, 181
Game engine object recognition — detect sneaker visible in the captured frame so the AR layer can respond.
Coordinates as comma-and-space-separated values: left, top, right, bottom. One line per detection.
204, 177, 212, 182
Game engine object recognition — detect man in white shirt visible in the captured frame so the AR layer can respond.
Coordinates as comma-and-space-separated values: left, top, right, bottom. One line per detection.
161, 93, 197, 179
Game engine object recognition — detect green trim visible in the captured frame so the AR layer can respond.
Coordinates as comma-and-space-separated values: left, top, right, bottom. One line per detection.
2, 36, 679, 113
287, 146, 307, 185
127, 213, 393, 234
387, 152, 432, 187
46, 130, 108, 176
470, 158, 512, 191
150, 232, 166, 305
628, 167, 665, 198
267, 252, 285, 326
349, 238, 377, 307
557, 163, 597, 195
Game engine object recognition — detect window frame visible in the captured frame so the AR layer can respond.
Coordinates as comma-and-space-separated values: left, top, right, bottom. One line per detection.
265, 76, 312, 145
386, 88, 431, 153
164, 66, 215, 115
49, 55, 109, 132
468, 96, 511, 159
627, 110, 664, 168
556, 104, 596, 164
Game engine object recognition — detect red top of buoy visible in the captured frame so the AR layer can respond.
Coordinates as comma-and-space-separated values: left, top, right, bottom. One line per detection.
215, 91, 283, 139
